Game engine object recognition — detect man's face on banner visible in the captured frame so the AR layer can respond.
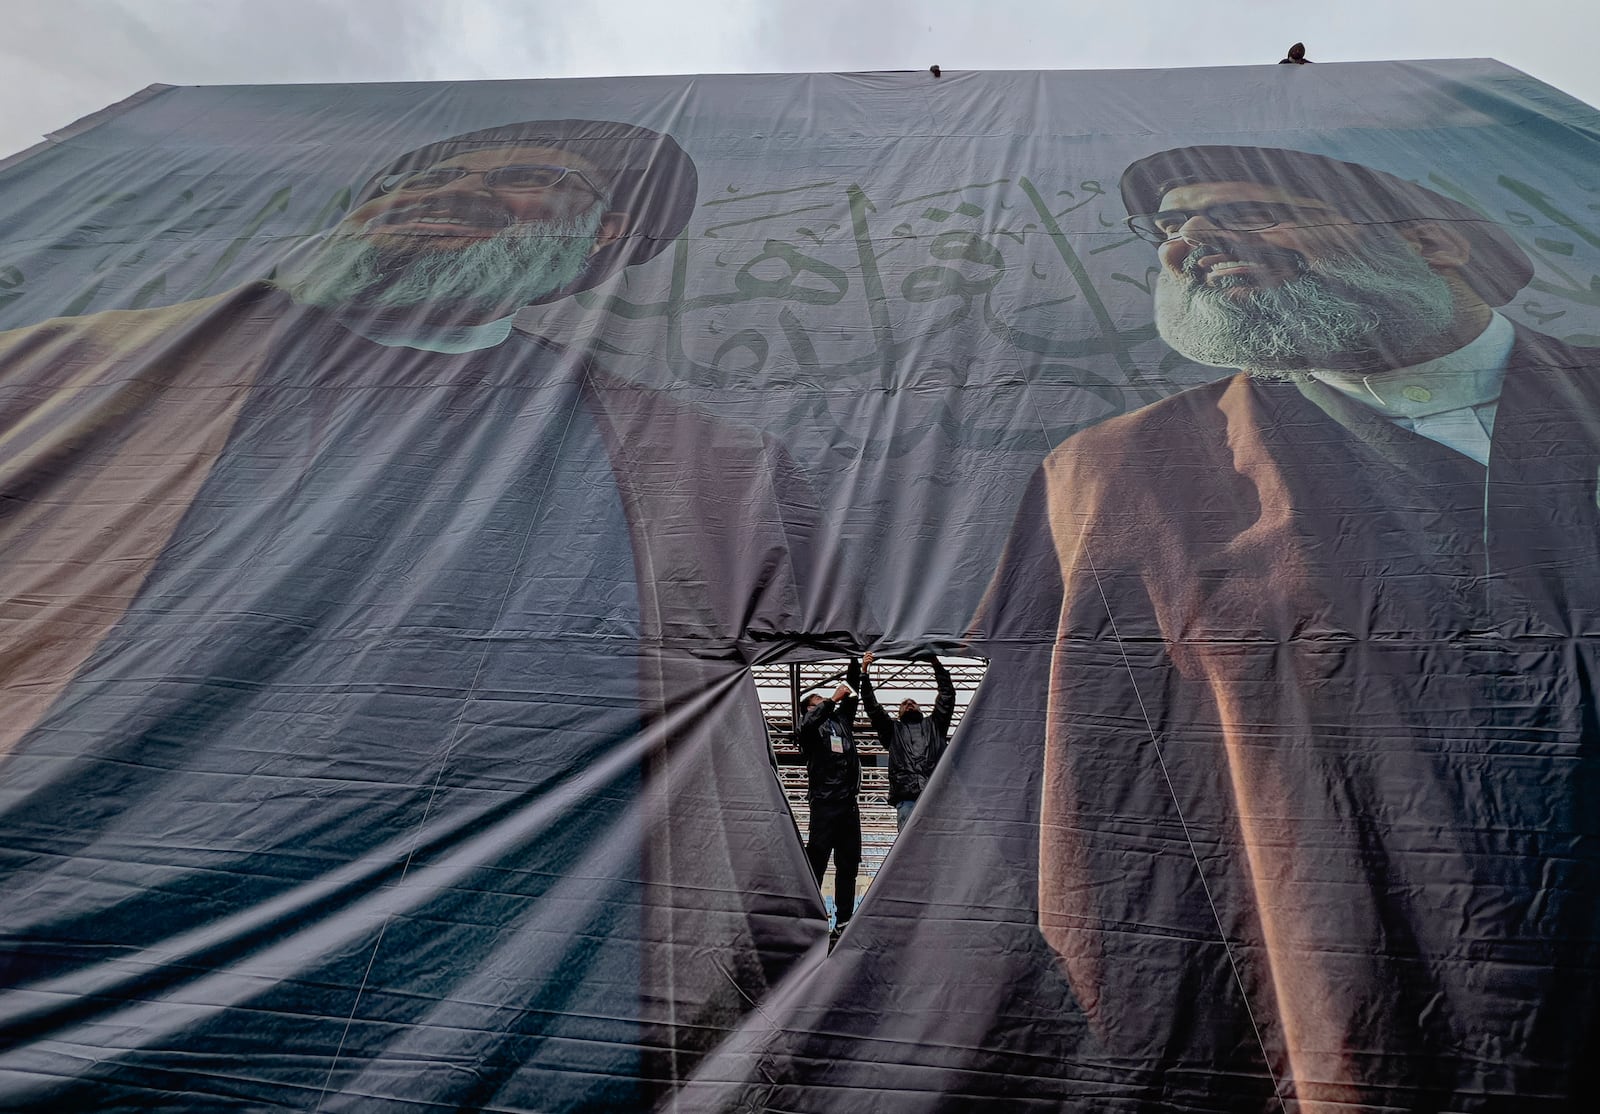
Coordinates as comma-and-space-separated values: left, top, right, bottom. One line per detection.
282, 143, 624, 320
1148, 179, 1459, 374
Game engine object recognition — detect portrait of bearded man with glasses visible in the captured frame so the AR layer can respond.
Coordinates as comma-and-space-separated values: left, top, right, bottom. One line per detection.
979, 145, 1600, 1111
278, 135, 625, 326
0, 119, 835, 1111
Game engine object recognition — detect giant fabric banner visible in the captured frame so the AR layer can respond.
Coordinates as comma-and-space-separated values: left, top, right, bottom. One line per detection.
2, 60, 1600, 1111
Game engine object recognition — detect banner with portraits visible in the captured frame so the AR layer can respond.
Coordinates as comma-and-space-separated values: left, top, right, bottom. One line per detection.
2, 59, 1600, 1110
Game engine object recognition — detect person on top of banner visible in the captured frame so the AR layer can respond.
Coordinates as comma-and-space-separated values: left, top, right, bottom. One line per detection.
860, 650, 955, 831
796, 660, 864, 938
0, 118, 837, 1111
982, 143, 1600, 1110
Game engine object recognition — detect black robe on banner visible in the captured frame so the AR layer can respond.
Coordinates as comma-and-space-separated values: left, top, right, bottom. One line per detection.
0, 284, 834, 1111
685, 328, 1600, 1113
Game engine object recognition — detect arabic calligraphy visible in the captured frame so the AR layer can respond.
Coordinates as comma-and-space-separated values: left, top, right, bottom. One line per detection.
5, 163, 1600, 453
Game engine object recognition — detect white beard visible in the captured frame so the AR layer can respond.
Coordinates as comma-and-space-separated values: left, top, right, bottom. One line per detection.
1154, 235, 1459, 376
279, 201, 605, 317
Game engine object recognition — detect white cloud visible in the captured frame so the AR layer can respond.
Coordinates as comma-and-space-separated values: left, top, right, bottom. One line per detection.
4, 0, 1597, 159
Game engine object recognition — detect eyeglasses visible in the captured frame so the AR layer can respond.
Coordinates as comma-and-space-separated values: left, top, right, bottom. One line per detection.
1125, 201, 1332, 244
374, 163, 607, 200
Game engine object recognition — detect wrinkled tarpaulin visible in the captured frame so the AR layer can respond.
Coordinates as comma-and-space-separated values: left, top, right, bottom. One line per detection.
2, 60, 1600, 1111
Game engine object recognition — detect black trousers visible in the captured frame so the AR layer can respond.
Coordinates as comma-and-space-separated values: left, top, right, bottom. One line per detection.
806, 799, 862, 926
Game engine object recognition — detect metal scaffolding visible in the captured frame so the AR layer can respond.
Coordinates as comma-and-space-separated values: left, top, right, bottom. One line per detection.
755, 657, 988, 912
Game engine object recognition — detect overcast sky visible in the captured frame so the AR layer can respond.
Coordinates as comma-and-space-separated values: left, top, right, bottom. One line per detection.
5, 0, 1600, 159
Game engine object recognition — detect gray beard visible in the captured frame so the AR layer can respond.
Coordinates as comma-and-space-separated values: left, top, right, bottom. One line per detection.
278, 201, 605, 317
1154, 236, 1459, 377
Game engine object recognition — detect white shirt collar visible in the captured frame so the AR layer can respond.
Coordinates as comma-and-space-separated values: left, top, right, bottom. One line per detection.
336, 311, 516, 354
1308, 313, 1515, 419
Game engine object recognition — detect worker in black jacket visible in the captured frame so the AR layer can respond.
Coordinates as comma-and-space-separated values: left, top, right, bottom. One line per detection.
796, 659, 862, 934
861, 651, 956, 831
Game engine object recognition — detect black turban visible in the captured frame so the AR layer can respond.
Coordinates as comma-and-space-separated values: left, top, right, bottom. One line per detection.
357, 119, 698, 298
1120, 144, 1533, 305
